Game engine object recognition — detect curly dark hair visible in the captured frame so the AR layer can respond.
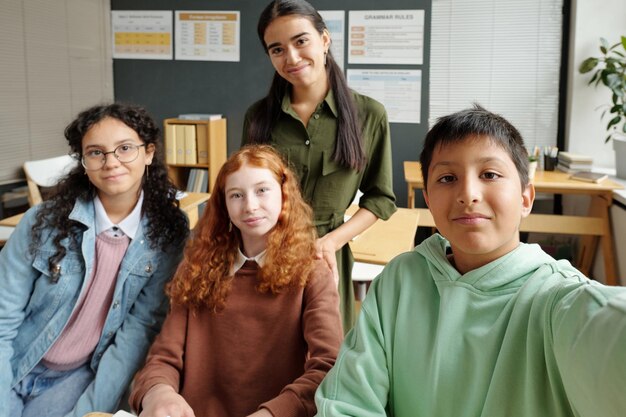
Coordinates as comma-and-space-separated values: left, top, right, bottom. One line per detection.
30, 103, 189, 275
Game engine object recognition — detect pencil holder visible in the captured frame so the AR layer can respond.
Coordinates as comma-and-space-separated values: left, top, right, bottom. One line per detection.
544, 155, 557, 171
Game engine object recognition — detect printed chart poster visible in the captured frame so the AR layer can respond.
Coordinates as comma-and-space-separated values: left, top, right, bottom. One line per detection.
175, 11, 240, 61
319, 10, 345, 70
347, 69, 422, 124
348, 10, 424, 65
112, 11, 173, 60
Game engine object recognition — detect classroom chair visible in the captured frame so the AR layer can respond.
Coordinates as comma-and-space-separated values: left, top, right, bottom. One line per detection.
23, 155, 77, 206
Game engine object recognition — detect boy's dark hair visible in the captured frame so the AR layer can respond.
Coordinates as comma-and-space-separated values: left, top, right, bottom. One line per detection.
246, 0, 366, 171
419, 104, 529, 190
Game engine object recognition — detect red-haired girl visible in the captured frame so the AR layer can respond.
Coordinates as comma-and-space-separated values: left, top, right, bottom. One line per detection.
130, 144, 342, 417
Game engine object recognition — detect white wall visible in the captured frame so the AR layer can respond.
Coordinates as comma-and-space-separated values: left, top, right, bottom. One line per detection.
565, 0, 626, 170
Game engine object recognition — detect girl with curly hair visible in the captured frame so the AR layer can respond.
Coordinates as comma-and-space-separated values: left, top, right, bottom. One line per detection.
1, 103, 189, 417
130, 144, 343, 417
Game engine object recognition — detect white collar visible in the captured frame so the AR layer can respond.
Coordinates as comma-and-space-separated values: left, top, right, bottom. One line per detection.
231, 248, 266, 275
94, 192, 143, 239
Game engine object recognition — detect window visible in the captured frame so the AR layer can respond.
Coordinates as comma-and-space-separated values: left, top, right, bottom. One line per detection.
0, 0, 113, 182
430, 0, 563, 151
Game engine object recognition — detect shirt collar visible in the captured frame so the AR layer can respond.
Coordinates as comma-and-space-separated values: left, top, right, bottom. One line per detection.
94, 191, 143, 239
281, 88, 338, 118
231, 248, 266, 275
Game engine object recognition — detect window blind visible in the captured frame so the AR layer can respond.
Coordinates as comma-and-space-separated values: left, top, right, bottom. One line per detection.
430, 0, 563, 151
0, 0, 113, 182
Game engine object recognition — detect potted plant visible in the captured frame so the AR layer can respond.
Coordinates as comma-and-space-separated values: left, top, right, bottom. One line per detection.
579, 36, 626, 179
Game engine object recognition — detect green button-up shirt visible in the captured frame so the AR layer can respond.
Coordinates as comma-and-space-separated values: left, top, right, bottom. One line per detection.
243, 89, 396, 236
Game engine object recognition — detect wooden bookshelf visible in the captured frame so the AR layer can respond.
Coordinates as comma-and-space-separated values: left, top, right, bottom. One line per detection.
164, 118, 227, 193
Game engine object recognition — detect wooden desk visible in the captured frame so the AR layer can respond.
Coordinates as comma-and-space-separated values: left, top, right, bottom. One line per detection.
404, 161, 624, 284
179, 192, 210, 229
0, 212, 23, 227
0, 213, 24, 246
347, 205, 420, 265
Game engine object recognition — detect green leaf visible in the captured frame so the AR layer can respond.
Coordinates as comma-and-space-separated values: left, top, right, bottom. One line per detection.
622, 36, 626, 51
605, 74, 621, 90
601, 37, 609, 51
605, 134, 612, 143
589, 71, 599, 85
623, 123, 626, 133
607, 116, 621, 129
579, 57, 598, 73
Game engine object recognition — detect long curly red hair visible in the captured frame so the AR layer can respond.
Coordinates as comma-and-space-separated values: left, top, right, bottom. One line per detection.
167, 144, 317, 311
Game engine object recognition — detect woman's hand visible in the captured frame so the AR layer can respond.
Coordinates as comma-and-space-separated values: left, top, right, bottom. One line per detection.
315, 235, 339, 286
139, 384, 195, 417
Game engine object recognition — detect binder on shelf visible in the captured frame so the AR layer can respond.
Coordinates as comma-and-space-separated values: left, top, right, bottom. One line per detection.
174, 125, 186, 164
183, 125, 197, 164
196, 125, 209, 164
186, 169, 198, 192
165, 123, 176, 164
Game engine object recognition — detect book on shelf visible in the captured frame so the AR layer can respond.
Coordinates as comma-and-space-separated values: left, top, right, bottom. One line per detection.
557, 151, 593, 164
165, 123, 176, 164
196, 124, 209, 164
178, 113, 222, 121
183, 125, 197, 164
569, 171, 608, 183
174, 125, 186, 164
186, 169, 198, 192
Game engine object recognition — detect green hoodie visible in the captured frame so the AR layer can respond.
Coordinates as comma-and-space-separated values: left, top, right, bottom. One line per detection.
316, 234, 626, 417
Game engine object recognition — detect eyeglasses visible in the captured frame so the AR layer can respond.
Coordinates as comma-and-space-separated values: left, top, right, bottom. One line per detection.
81, 143, 146, 171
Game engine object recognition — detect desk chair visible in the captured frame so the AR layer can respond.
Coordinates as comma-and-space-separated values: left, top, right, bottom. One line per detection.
23, 155, 78, 206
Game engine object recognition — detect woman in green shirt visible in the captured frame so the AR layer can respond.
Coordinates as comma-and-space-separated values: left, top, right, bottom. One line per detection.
242, 0, 396, 331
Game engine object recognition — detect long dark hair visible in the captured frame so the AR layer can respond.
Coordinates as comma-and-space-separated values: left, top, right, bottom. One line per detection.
246, 0, 366, 171
30, 103, 189, 275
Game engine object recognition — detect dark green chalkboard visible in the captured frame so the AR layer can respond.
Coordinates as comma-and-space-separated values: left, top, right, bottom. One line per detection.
112, 0, 431, 207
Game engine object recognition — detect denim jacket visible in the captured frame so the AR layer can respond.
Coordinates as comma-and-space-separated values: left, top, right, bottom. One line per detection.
0, 199, 185, 417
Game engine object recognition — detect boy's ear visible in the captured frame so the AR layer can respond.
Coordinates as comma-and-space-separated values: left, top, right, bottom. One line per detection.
521, 183, 535, 217
422, 189, 430, 208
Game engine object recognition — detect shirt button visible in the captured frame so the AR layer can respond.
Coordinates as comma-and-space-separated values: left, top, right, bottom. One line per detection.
112, 300, 120, 309
107, 331, 113, 337
305, 140, 310, 146
313, 114, 320, 119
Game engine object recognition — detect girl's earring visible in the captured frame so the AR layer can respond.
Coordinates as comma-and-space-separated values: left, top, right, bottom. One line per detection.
145, 164, 150, 178
228, 221, 233, 232
324, 51, 328, 66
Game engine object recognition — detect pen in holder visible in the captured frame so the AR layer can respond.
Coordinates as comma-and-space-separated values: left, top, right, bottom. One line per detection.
544, 154, 557, 171
543, 146, 558, 171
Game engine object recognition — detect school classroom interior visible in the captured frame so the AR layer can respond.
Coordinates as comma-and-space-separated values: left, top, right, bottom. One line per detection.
1, 0, 625, 287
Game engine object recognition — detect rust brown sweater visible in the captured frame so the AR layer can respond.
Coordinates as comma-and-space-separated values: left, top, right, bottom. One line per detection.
130, 260, 342, 417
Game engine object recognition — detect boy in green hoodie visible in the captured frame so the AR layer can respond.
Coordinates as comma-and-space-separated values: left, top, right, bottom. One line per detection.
315, 105, 626, 417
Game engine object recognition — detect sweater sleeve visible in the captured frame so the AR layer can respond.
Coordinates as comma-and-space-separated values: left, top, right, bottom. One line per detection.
314, 276, 390, 417
261, 262, 343, 417
551, 283, 626, 417
129, 303, 189, 413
